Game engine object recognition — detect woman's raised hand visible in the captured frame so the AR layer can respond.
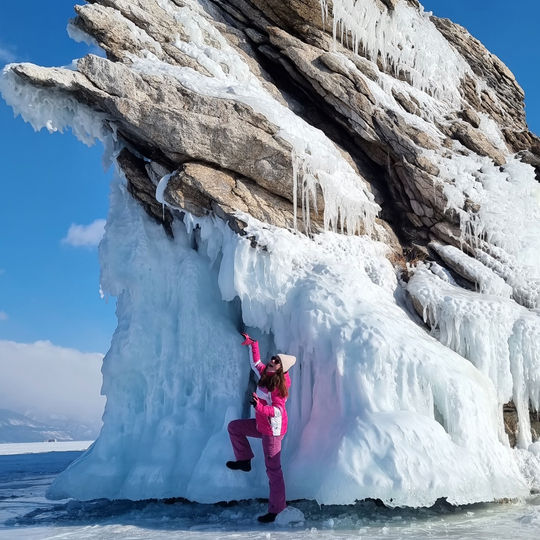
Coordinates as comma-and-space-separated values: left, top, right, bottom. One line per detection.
240, 332, 255, 346
250, 392, 259, 408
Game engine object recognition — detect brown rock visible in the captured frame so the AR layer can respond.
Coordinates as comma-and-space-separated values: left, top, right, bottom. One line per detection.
432, 16, 526, 130
392, 89, 419, 116
248, 0, 326, 32
503, 401, 540, 447
446, 121, 507, 165
380, 0, 399, 10
164, 162, 308, 233
117, 148, 174, 236
457, 107, 481, 129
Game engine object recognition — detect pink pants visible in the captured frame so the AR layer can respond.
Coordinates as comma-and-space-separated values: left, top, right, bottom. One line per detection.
227, 418, 286, 514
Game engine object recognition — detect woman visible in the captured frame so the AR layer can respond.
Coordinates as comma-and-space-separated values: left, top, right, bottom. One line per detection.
227, 332, 296, 523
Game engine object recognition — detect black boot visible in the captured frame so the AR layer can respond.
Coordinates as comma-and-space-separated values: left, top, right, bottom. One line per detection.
226, 459, 251, 472
257, 512, 277, 523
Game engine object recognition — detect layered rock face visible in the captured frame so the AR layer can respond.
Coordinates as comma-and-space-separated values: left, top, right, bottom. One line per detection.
8, 0, 539, 251
2, 0, 540, 505
6, 0, 539, 246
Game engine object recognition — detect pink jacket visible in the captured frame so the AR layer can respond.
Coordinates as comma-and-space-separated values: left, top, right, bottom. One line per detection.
249, 341, 291, 437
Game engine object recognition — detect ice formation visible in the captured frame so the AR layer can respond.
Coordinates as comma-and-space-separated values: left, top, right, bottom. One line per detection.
1, 0, 539, 510
48, 172, 531, 505
323, 0, 470, 104
408, 264, 540, 450
0, 65, 108, 147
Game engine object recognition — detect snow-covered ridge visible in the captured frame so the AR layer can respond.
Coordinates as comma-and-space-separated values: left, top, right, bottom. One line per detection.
0, 410, 73, 444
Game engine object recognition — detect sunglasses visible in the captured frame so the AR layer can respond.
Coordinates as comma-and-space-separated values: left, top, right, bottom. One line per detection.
271, 356, 281, 364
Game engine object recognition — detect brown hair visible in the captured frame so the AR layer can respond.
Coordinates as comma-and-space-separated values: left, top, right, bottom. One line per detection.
258, 366, 289, 398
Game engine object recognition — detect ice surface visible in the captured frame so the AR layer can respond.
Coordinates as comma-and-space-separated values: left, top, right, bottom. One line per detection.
0, 430, 540, 540
275, 506, 305, 526
2, 450, 540, 540
0, 442, 92, 456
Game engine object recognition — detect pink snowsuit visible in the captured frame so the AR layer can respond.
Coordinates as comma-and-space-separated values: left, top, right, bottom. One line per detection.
228, 340, 291, 515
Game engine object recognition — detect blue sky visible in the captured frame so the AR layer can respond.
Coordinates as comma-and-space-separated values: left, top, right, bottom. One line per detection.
0, 1, 115, 353
0, 0, 539, 356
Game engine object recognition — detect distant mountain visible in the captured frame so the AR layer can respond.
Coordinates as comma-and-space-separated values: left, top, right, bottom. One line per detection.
0, 409, 74, 443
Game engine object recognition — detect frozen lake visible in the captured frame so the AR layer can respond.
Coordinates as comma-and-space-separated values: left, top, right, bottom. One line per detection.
0, 443, 539, 539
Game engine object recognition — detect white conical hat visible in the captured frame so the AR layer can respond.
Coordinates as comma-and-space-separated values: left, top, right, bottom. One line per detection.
277, 353, 296, 372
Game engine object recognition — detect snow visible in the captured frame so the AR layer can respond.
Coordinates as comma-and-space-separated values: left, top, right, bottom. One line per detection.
324, 0, 470, 104
67, 21, 102, 52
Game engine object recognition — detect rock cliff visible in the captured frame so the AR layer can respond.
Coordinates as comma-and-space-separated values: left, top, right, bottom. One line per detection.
6, 1, 539, 259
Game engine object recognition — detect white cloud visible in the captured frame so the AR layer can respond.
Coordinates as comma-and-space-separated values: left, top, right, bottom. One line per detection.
0, 340, 105, 428
62, 219, 106, 247
0, 45, 16, 64
0, 311, 8, 321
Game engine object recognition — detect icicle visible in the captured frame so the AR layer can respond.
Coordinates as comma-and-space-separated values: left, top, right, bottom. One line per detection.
155, 171, 174, 219
320, 0, 329, 28
408, 265, 540, 448
321, 0, 469, 104
292, 152, 299, 231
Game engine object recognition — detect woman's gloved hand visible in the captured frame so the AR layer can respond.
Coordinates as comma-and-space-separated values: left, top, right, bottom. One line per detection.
240, 332, 256, 346
250, 392, 259, 408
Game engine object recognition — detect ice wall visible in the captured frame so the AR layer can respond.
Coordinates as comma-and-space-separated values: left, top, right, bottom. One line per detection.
408, 264, 540, 449
48, 169, 534, 506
